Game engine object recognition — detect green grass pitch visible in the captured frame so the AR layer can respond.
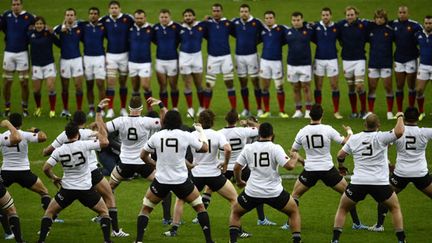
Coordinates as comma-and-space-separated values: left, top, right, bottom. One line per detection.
0, 0, 431, 242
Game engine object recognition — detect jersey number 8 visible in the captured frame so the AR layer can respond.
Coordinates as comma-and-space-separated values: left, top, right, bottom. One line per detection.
253, 152, 270, 167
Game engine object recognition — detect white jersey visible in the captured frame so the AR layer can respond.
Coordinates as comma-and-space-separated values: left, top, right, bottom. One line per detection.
342, 130, 398, 185
47, 140, 101, 190
1, 130, 39, 171
237, 141, 289, 198
292, 124, 344, 171
191, 129, 229, 177
219, 126, 259, 171
144, 129, 203, 184
394, 125, 432, 178
51, 129, 99, 171
107, 116, 161, 165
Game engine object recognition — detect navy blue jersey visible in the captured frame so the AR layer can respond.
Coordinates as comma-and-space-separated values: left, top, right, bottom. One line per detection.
0, 15, 3, 31
260, 24, 286, 61
179, 21, 206, 53
129, 23, 152, 63
204, 18, 232, 56
336, 19, 368, 60
2, 10, 35, 52
390, 19, 422, 63
28, 29, 59, 66
415, 30, 432, 66
311, 21, 338, 60
153, 21, 181, 60
80, 21, 105, 56
54, 22, 82, 59
285, 24, 314, 66
231, 16, 263, 55
100, 14, 134, 54
367, 23, 394, 69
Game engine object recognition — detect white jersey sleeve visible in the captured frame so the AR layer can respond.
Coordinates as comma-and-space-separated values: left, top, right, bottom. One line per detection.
274, 144, 289, 167
328, 126, 344, 144
377, 130, 398, 146
106, 117, 122, 133
0, 133, 11, 146
1, 130, 33, 171
51, 131, 67, 148
22, 131, 39, 143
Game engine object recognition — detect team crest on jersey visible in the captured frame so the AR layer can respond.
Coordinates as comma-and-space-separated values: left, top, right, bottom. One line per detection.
24, 15, 29, 20
316, 26, 321, 31
155, 26, 159, 30
276, 27, 280, 31
287, 31, 292, 35
384, 32, 389, 37
146, 28, 151, 33
172, 25, 176, 29
198, 26, 203, 31
76, 29, 81, 35
180, 30, 185, 34
235, 20, 240, 24
252, 21, 256, 27
407, 26, 412, 31
123, 17, 128, 23
225, 22, 230, 26
303, 30, 307, 35
105, 19, 110, 23
31, 33, 36, 38
332, 28, 337, 32
358, 23, 364, 29
44, 32, 48, 36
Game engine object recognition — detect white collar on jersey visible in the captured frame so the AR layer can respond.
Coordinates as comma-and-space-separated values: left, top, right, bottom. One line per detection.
110, 13, 123, 21
423, 29, 432, 37
161, 21, 174, 29
182, 21, 200, 29
12, 11, 27, 17
319, 20, 334, 29
209, 17, 227, 23
61, 21, 79, 30
263, 24, 278, 31
240, 16, 254, 24
134, 22, 150, 29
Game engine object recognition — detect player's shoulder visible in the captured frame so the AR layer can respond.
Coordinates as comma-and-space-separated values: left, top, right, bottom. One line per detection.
408, 19, 420, 25
3, 10, 12, 16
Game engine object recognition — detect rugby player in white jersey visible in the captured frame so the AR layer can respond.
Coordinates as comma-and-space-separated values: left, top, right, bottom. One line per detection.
369, 107, 432, 232
286, 104, 367, 230
42, 108, 128, 237
229, 122, 302, 243
0, 119, 24, 242
38, 120, 111, 243
136, 110, 214, 243
332, 113, 406, 243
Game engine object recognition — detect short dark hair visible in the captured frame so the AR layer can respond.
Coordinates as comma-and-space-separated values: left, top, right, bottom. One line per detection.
425, 15, 432, 20
65, 8, 76, 15
88, 7, 100, 14
34, 16, 46, 25
160, 8, 171, 15
292, 11, 303, 18
239, 4, 250, 11
259, 122, 273, 138
183, 8, 195, 16
108, 0, 120, 8
198, 110, 215, 129
345, 6, 359, 15
225, 110, 239, 125
134, 9, 146, 16
374, 8, 388, 22
65, 122, 79, 139
72, 111, 87, 125
163, 110, 182, 130
264, 10, 275, 17
9, 113, 22, 128
129, 96, 142, 109
212, 3, 223, 10
309, 104, 323, 121
404, 107, 419, 122
12, 0, 22, 4
322, 7, 332, 15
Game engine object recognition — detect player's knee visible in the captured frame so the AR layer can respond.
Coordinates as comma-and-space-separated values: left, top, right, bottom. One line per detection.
274, 79, 284, 88
237, 73, 247, 78
2, 72, 13, 81
189, 195, 203, 207
206, 74, 216, 88
119, 70, 128, 77
1, 195, 14, 211
223, 73, 234, 81
106, 69, 117, 78
18, 72, 29, 80
143, 197, 156, 209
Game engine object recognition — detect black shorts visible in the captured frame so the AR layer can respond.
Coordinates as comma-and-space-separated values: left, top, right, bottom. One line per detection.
191, 174, 227, 192
390, 173, 432, 190
298, 167, 343, 188
91, 168, 105, 186
116, 162, 154, 179
0, 182, 7, 198
150, 178, 195, 200
224, 166, 251, 182
237, 190, 290, 212
54, 188, 101, 209
0, 170, 38, 188
345, 184, 394, 203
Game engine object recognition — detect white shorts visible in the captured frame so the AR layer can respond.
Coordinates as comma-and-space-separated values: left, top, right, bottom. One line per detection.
60, 57, 83, 78
32, 63, 56, 80
155, 59, 178, 76
368, 68, 392, 79
287, 65, 312, 83
236, 53, 259, 77
3, 51, 29, 71
342, 60, 366, 80
207, 55, 234, 75
259, 59, 283, 80
129, 62, 152, 78
314, 59, 339, 77
83, 55, 106, 80
394, 60, 417, 74
417, 64, 432, 81
179, 51, 203, 75
106, 52, 128, 73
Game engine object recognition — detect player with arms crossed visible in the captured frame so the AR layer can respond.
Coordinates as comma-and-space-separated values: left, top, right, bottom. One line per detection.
136, 110, 214, 243
331, 113, 406, 243
369, 107, 432, 232
285, 104, 366, 230
38, 120, 112, 243
229, 122, 301, 243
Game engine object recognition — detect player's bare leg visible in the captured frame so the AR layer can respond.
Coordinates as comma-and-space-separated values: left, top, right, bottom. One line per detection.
229, 202, 249, 243
216, 180, 237, 205
183, 73, 194, 115
109, 167, 125, 190
18, 70, 29, 116
355, 76, 366, 118
192, 72, 204, 112
224, 74, 236, 110
86, 79, 95, 116
383, 75, 394, 119
33, 79, 43, 116
330, 75, 342, 119
74, 76, 84, 111
347, 79, 358, 118
367, 77, 379, 114
1, 191, 24, 242
29, 178, 51, 210
331, 193, 356, 242
292, 82, 302, 118
141, 77, 152, 111
60, 77, 71, 117
259, 78, 272, 118
382, 192, 405, 242
291, 179, 309, 202
96, 78, 105, 101
280, 197, 301, 242
163, 197, 184, 236
46, 76, 56, 117
301, 81, 312, 118
239, 76, 250, 116
39, 199, 63, 242
136, 189, 163, 242
3, 70, 14, 116
251, 76, 262, 116
314, 75, 324, 104
332, 179, 363, 227
131, 76, 140, 95
91, 198, 112, 242
157, 72, 169, 108
183, 187, 213, 243
105, 69, 117, 118
395, 71, 406, 112
406, 72, 417, 108
421, 183, 432, 198
416, 79, 428, 120
168, 74, 179, 110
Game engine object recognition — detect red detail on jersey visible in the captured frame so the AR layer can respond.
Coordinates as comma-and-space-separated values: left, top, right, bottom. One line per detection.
198, 26, 203, 31
146, 29, 151, 33
123, 17, 128, 23
358, 23, 363, 29
252, 22, 256, 27
276, 27, 280, 31
407, 26, 412, 31
384, 32, 389, 37
24, 15, 28, 20
225, 22, 230, 26
303, 30, 307, 35
76, 29, 81, 35
332, 28, 337, 33
172, 25, 176, 29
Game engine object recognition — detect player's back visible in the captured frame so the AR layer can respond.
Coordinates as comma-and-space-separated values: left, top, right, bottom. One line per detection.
1, 130, 37, 171
219, 126, 258, 170
394, 125, 432, 177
